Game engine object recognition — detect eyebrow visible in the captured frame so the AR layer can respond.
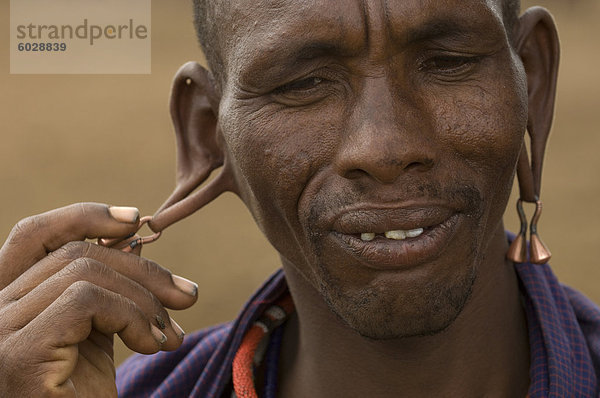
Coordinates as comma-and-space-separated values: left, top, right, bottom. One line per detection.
403, 18, 480, 45
238, 13, 502, 86
398, 6, 508, 49
282, 16, 493, 60
238, 39, 359, 86
292, 41, 356, 61
273, 19, 490, 68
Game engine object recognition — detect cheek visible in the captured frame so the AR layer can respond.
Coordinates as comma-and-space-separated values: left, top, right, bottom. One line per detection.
220, 102, 340, 256
432, 81, 527, 192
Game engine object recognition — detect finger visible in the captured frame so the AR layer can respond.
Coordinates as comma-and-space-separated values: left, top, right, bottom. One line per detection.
5, 282, 165, 396
2, 257, 184, 351
3, 241, 197, 311
115, 234, 144, 256
41, 281, 166, 352
0, 203, 140, 288
99, 234, 144, 255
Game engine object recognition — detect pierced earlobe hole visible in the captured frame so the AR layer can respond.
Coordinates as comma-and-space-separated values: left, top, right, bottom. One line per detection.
185, 78, 192, 86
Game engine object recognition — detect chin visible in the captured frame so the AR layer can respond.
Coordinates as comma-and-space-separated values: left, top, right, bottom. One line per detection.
317, 260, 478, 340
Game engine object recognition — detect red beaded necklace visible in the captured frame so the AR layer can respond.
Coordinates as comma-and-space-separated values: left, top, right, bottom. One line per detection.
232, 295, 531, 398
232, 294, 295, 398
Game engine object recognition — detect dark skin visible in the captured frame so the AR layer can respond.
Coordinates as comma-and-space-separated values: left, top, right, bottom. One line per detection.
0, 204, 197, 396
0, 0, 559, 396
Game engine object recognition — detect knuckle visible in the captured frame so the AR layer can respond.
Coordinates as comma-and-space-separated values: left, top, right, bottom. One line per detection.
141, 257, 170, 281
8, 216, 41, 245
74, 202, 99, 224
66, 279, 96, 295
61, 280, 98, 309
64, 257, 103, 278
61, 281, 119, 317
75, 202, 89, 218
51, 241, 92, 262
138, 257, 156, 277
123, 295, 144, 319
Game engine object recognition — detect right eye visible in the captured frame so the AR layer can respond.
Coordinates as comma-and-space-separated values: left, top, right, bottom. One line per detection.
269, 73, 338, 106
274, 76, 325, 94
419, 54, 484, 79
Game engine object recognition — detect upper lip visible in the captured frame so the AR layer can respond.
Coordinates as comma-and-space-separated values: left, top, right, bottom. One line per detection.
330, 203, 457, 234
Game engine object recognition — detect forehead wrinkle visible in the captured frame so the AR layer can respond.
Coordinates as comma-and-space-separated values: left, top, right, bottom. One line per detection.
227, 0, 367, 85
221, 0, 292, 76
221, 0, 509, 90
383, 0, 507, 47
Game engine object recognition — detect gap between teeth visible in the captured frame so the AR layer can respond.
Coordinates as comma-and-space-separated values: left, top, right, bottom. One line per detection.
360, 228, 424, 242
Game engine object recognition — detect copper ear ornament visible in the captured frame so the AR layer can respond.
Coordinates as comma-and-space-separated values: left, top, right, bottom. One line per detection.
98, 216, 162, 252
506, 198, 551, 265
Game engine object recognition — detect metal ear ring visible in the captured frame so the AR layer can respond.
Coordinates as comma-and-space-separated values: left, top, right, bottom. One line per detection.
507, 199, 528, 263
529, 200, 551, 264
122, 216, 162, 252
506, 199, 552, 264
97, 216, 162, 253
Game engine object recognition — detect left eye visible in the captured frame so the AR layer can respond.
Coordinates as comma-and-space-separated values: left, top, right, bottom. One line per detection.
274, 77, 324, 93
422, 55, 481, 74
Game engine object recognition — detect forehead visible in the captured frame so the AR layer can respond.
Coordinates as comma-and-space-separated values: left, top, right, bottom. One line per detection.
218, 0, 506, 78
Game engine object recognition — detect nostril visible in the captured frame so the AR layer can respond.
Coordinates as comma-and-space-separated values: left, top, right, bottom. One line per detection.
404, 162, 422, 172
344, 169, 371, 180
335, 139, 436, 183
405, 159, 434, 172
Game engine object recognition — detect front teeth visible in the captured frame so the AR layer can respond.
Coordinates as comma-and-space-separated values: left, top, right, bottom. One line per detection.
360, 233, 376, 241
405, 228, 424, 238
360, 228, 424, 241
384, 230, 407, 240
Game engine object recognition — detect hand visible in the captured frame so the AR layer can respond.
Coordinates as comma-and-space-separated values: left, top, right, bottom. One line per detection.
0, 203, 198, 397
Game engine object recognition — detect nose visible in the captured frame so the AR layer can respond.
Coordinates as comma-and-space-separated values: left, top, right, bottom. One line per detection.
334, 77, 435, 184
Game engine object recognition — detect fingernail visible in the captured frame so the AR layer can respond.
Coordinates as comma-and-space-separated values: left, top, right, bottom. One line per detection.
109, 206, 140, 224
151, 324, 167, 345
170, 317, 185, 340
172, 275, 198, 297
155, 314, 166, 330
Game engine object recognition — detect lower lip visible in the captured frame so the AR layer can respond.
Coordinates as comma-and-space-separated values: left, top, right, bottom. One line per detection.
331, 214, 461, 270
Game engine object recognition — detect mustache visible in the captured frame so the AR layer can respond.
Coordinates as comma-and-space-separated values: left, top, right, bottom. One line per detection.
306, 181, 483, 230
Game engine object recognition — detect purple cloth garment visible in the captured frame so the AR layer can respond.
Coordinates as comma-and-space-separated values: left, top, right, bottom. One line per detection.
117, 260, 600, 397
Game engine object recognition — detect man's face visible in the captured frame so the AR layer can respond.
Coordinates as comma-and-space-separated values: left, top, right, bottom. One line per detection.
216, 0, 527, 338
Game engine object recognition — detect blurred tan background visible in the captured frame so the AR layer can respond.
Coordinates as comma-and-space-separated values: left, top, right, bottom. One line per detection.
1, 0, 598, 366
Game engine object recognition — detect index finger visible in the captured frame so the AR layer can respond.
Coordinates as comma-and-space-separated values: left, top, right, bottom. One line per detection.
0, 203, 140, 288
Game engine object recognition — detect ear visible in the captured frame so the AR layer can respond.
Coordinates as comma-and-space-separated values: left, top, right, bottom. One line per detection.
514, 7, 560, 202
149, 62, 235, 232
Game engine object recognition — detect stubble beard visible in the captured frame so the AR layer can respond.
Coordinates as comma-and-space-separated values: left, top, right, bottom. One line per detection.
303, 182, 485, 339
316, 260, 478, 340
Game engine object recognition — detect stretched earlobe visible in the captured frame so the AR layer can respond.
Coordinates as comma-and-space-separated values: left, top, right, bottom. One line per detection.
148, 62, 235, 233
507, 7, 559, 265
515, 7, 560, 198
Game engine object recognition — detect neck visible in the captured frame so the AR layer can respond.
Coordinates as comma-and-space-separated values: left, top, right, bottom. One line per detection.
278, 226, 530, 398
